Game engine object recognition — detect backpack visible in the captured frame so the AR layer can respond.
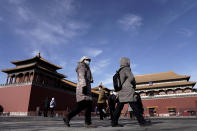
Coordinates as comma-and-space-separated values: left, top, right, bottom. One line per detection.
113, 67, 125, 92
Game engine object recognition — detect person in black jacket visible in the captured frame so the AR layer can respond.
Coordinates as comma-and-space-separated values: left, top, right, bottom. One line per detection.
107, 91, 116, 120
43, 97, 50, 117
135, 92, 144, 116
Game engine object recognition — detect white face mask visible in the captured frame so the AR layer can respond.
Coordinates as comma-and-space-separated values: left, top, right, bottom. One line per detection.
84, 60, 90, 65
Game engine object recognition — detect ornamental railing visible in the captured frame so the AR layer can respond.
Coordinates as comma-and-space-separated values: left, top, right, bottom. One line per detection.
141, 92, 197, 99
0, 82, 32, 88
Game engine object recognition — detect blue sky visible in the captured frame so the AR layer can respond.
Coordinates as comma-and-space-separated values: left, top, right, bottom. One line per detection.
0, 0, 197, 89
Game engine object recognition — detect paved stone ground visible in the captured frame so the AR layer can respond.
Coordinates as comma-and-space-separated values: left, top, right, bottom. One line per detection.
0, 116, 197, 131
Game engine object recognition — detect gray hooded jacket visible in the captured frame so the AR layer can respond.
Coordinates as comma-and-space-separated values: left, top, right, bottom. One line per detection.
118, 57, 136, 103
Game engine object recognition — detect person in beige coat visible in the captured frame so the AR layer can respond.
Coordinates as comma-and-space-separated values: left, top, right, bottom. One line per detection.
97, 84, 107, 120
63, 56, 95, 128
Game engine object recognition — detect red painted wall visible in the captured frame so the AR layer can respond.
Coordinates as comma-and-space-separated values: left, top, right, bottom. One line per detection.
28, 86, 77, 113
0, 85, 31, 112
142, 96, 197, 115
122, 96, 197, 116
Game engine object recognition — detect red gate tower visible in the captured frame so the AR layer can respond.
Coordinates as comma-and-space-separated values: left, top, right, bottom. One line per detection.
122, 71, 197, 117
134, 71, 197, 117
0, 53, 78, 116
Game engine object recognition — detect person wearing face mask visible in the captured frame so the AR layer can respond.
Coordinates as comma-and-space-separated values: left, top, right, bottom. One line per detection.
63, 56, 95, 128
97, 84, 107, 120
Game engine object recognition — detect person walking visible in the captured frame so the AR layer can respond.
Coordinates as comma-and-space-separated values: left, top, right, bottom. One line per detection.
97, 84, 107, 120
63, 56, 95, 128
107, 91, 116, 120
43, 97, 50, 117
49, 97, 56, 117
128, 104, 135, 120
111, 57, 151, 127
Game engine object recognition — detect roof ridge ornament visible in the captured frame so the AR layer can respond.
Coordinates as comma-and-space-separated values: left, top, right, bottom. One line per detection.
37, 51, 41, 58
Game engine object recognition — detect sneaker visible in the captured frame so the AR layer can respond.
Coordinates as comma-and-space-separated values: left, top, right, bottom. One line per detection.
63, 116, 70, 127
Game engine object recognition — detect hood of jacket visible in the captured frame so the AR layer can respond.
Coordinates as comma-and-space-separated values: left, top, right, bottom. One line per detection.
120, 57, 130, 68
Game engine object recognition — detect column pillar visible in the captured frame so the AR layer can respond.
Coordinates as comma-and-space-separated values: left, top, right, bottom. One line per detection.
14, 74, 16, 84
30, 72, 34, 82
28, 72, 31, 82
9, 76, 12, 84
22, 73, 25, 83
6, 76, 9, 84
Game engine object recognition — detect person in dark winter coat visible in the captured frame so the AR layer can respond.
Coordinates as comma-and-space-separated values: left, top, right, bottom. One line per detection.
63, 56, 95, 128
107, 91, 116, 120
111, 57, 151, 127
43, 97, 50, 117
135, 92, 144, 115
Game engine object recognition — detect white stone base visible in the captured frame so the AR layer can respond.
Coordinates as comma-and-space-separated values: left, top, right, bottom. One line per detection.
159, 114, 170, 117
9, 112, 28, 116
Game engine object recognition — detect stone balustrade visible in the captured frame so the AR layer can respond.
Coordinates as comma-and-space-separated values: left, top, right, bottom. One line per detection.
0, 82, 32, 88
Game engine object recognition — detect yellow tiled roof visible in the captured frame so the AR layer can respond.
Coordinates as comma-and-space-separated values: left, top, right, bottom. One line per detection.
61, 79, 77, 87
135, 71, 190, 83
2, 63, 36, 72
11, 56, 62, 69
136, 81, 196, 90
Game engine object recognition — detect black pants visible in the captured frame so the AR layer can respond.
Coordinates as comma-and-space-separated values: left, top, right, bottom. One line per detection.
43, 107, 48, 117
67, 100, 92, 124
109, 105, 115, 119
112, 102, 145, 125
50, 108, 54, 117
129, 111, 136, 120
98, 103, 106, 120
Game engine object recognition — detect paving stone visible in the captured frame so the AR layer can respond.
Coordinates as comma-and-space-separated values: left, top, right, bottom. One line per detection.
0, 116, 197, 131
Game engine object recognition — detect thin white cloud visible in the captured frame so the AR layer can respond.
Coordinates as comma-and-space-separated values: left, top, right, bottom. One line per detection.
177, 28, 193, 37
131, 63, 137, 69
7, 0, 89, 48
17, 7, 30, 21
166, 2, 197, 24
92, 73, 114, 89
82, 48, 103, 57
102, 74, 113, 86
91, 59, 110, 73
118, 14, 143, 31
31, 50, 40, 57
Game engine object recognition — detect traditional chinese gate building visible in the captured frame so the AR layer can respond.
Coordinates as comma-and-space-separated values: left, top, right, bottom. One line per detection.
0, 54, 98, 116
134, 71, 197, 117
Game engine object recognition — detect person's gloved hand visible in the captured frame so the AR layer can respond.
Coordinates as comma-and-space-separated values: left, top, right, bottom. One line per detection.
82, 86, 88, 95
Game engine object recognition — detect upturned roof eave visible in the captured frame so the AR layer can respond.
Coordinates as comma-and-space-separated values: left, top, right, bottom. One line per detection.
1, 63, 37, 73
136, 81, 196, 90
135, 71, 191, 84
10, 56, 62, 70
136, 76, 191, 84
